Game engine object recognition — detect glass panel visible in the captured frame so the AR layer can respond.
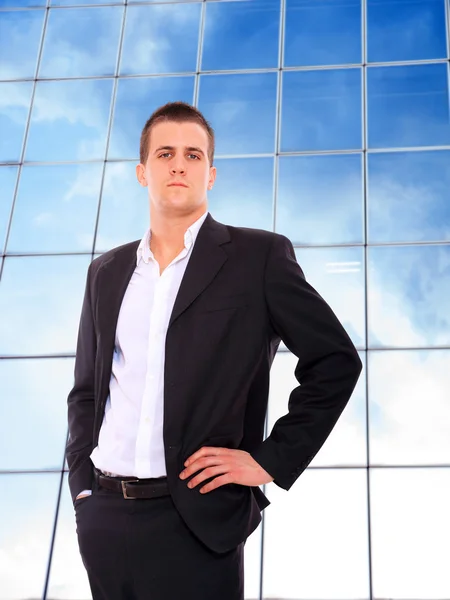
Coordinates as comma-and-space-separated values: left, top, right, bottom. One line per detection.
277, 153, 363, 245
109, 76, 195, 160
46, 474, 92, 599
295, 246, 366, 348
368, 150, 450, 243
0, 0, 45, 6
263, 469, 370, 599
284, 0, 361, 67
0, 166, 17, 251
281, 68, 362, 152
198, 72, 277, 155
269, 351, 366, 467
371, 468, 450, 599
0, 473, 60, 600
0, 358, 74, 470
368, 245, 450, 348
369, 350, 450, 466
367, 64, 450, 149
0, 82, 33, 163
0, 10, 44, 80
7, 164, 102, 253
119, 4, 201, 76
39, 6, 123, 78
202, 0, 279, 71
208, 157, 273, 230
95, 162, 148, 252
368, 0, 447, 62
52, 0, 122, 4
25, 79, 113, 162
0, 255, 91, 355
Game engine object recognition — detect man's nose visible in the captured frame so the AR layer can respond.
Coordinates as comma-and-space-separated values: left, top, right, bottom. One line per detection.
170, 160, 186, 174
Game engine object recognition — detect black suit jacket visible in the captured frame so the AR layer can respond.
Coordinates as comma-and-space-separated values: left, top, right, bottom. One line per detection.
66, 214, 362, 553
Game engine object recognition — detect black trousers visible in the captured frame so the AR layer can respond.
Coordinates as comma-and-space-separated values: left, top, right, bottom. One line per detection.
75, 484, 244, 600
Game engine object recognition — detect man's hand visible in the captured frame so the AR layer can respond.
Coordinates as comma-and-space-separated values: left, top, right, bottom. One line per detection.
179, 447, 274, 493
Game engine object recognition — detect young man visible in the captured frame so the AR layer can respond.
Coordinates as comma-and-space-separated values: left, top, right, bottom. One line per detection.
67, 101, 362, 600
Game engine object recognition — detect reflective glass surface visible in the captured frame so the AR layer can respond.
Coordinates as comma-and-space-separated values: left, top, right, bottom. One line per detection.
202, 0, 279, 71
198, 73, 277, 155
0, 166, 17, 251
277, 153, 363, 245
52, 0, 122, 4
367, 63, 450, 149
109, 76, 195, 160
0, 358, 74, 470
7, 164, 102, 253
46, 474, 92, 599
284, 0, 361, 67
368, 0, 447, 62
208, 157, 273, 230
95, 162, 148, 252
0, 0, 45, 6
0, 473, 60, 600
368, 150, 450, 243
120, 4, 201, 76
263, 469, 370, 598
368, 245, 450, 348
39, 6, 123, 78
0, 82, 33, 163
25, 79, 113, 162
269, 351, 366, 466
281, 68, 362, 152
0, 10, 44, 80
295, 246, 366, 348
0, 255, 91, 355
371, 468, 450, 598
369, 350, 450, 466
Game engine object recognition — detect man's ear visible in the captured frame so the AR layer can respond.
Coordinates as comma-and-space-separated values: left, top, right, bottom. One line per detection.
136, 163, 148, 187
208, 165, 217, 190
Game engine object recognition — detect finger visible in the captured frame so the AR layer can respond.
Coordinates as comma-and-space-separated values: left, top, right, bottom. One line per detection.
200, 473, 234, 494
188, 465, 230, 489
184, 446, 230, 467
180, 456, 224, 479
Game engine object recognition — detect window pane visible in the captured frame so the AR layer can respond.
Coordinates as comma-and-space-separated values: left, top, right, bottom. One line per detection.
0, 82, 33, 163
46, 474, 92, 599
269, 351, 367, 466
0, 166, 17, 251
0, 0, 45, 6
0, 473, 60, 600
109, 76, 195, 160
277, 153, 363, 245
281, 68, 362, 152
0, 255, 91, 355
284, 0, 361, 67
371, 468, 450, 599
368, 150, 450, 244
52, 0, 122, 4
202, 0, 279, 71
25, 79, 113, 162
368, 245, 450, 348
367, 64, 450, 149
369, 350, 450, 466
295, 246, 365, 348
95, 162, 147, 252
0, 10, 44, 80
39, 7, 123, 78
208, 157, 273, 230
0, 358, 73, 470
120, 4, 201, 76
198, 73, 277, 155
7, 164, 102, 253
368, 0, 447, 62
263, 469, 370, 599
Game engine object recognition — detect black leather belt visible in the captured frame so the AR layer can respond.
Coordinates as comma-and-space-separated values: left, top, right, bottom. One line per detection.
94, 468, 170, 500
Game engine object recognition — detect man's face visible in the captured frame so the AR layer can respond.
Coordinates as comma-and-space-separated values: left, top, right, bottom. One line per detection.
136, 120, 216, 217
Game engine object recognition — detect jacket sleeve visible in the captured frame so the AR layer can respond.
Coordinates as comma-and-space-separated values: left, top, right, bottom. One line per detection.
66, 262, 96, 502
250, 234, 362, 490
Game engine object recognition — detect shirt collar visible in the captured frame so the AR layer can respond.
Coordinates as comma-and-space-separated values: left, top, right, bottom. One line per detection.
137, 211, 209, 266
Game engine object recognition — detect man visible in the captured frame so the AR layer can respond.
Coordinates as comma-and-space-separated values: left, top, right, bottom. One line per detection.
67, 101, 362, 600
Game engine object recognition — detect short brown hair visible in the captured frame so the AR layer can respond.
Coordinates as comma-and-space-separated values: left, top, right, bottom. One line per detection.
139, 101, 215, 166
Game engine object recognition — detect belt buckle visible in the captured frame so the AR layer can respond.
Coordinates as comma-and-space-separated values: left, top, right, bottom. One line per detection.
121, 479, 139, 500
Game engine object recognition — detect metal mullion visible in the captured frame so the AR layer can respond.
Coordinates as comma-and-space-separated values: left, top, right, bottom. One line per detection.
193, 0, 206, 107
0, 354, 75, 359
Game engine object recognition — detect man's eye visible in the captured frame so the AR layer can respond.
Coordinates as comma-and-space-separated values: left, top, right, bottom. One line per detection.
188, 154, 199, 160
159, 152, 171, 158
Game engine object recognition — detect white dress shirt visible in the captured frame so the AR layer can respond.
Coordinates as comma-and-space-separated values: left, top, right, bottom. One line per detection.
79, 212, 208, 495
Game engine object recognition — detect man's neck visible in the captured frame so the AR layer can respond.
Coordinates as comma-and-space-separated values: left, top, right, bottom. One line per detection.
149, 207, 207, 254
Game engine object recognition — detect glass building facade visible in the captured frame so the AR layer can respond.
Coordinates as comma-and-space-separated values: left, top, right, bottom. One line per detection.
1, 0, 450, 597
